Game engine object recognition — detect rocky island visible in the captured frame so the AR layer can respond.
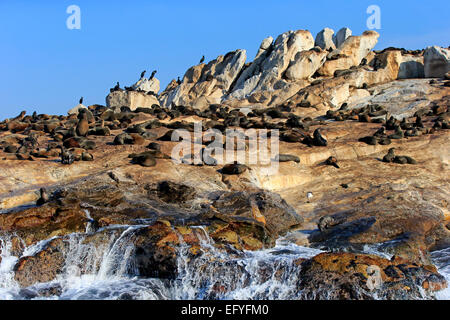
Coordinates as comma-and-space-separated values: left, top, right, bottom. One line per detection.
0, 27, 449, 300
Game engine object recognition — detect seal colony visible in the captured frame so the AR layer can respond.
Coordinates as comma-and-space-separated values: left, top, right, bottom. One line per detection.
0, 27, 449, 300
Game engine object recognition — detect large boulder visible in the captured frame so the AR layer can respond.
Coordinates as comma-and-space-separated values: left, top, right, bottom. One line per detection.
315, 28, 336, 51
398, 54, 425, 79
255, 36, 274, 59
424, 46, 450, 78
106, 90, 160, 111
333, 27, 352, 48
132, 77, 160, 93
318, 30, 380, 77
208, 190, 304, 237
67, 104, 87, 115
285, 48, 328, 80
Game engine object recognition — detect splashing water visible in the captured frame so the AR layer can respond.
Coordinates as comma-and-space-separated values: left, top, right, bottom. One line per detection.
0, 226, 448, 300
431, 247, 450, 300
0, 236, 20, 299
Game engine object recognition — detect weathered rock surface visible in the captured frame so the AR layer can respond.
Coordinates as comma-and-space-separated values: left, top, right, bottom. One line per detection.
298, 252, 447, 299
159, 50, 247, 109
424, 46, 450, 78
315, 28, 336, 51
333, 27, 352, 49
106, 91, 160, 111
318, 31, 380, 77
67, 104, 87, 115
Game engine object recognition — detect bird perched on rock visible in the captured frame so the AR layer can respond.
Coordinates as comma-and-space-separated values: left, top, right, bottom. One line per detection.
79, 97, 84, 104
36, 188, 49, 206
325, 156, 340, 168
150, 70, 157, 80
313, 129, 327, 147
111, 82, 121, 92
59, 146, 74, 165
177, 77, 182, 85
140, 70, 146, 79
382, 148, 396, 163
306, 192, 313, 202
199, 55, 205, 64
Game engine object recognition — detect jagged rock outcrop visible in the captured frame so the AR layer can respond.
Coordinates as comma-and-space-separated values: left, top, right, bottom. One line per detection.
315, 27, 336, 51
333, 27, 352, 48
318, 31, 380, 77
424, 46, 450, 78
227, 30, 314, 103
159, 49, 247, 109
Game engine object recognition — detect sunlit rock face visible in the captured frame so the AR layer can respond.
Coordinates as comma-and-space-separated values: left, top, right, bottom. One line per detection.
424, 46, 450, 78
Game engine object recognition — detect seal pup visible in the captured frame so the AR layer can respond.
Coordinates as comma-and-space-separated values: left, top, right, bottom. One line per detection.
36, 188, 49, 206
199, 55, 205, 64
382, 148, 396, 163
221, 161, 248, 175
373, 126, 385, 137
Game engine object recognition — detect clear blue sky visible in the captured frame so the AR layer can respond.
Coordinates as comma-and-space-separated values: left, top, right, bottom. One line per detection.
0, 0, 449, 119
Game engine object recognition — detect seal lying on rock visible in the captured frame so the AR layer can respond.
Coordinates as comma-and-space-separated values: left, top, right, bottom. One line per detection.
325, 156, 340, 168
221, 161, 249, 175
383, 148, 417, 164
382, 148, 396, 163
274, 154, 301, 163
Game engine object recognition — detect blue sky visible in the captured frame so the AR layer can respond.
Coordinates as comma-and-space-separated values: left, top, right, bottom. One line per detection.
0, 0, 449, 119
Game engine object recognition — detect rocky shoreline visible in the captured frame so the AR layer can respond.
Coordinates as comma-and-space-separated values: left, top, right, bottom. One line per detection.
0, 27, 449, 300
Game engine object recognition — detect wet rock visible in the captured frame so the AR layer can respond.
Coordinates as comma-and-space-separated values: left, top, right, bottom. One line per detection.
210, 190, 304, 237
155, 181, 196, 203
298, 252, 447, 299
14, 238, 68, 287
